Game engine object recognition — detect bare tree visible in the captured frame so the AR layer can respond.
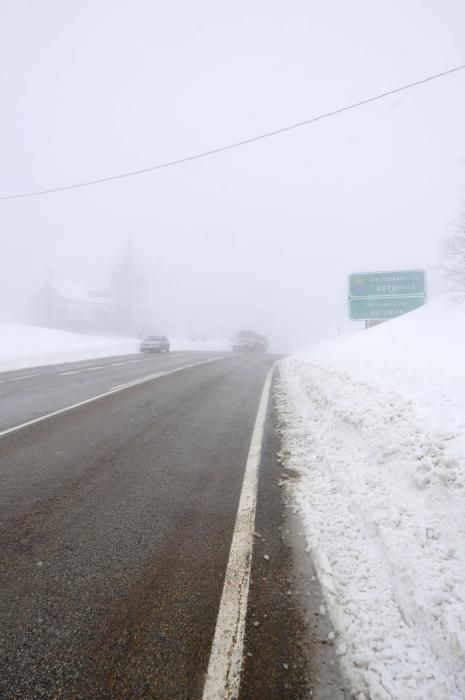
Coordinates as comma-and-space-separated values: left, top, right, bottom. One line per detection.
441, 214, 465, 300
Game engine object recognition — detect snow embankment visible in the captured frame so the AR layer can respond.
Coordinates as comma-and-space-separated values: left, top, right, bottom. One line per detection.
276, 299, 465, 700
0, 324, 231, 373
0, 324, 141, 372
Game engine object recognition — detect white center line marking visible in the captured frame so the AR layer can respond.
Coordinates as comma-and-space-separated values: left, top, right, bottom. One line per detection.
0, 357, 226, 440
58, 370, 80, 376
202, 365, 275, 700
5, 373, 42, 382
83, 366, 104, 371
108, 362, 125, 367
109, 356, 223, 391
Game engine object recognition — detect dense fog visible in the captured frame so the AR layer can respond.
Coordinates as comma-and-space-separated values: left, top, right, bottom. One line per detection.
1, 0, 464, 352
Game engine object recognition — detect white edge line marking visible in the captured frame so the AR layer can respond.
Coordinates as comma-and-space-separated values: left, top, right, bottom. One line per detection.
0, 357, 225, 440
202, 364, 275, 700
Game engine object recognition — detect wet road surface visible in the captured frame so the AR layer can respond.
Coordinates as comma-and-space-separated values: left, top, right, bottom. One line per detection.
0, 352, 346, 698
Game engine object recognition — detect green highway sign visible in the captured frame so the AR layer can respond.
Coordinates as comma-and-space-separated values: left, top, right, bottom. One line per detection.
349, 296, 425, 321
349, 270, 425, 298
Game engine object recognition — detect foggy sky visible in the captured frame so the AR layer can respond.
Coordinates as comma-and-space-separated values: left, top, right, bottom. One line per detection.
1, 0, 465, 351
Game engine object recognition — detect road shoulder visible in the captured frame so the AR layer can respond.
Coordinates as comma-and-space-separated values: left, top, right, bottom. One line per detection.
239, 376, 349, 699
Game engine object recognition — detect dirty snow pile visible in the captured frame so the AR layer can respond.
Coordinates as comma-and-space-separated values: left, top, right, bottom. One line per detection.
276, 298, 465, 700
0, 324, 140, 372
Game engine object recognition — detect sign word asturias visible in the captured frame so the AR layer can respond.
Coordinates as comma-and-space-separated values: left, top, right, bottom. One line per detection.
348, 270, 426, 321
349, 270, 425, 298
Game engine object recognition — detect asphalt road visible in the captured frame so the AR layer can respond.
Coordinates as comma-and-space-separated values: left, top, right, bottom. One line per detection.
0, 351, 224, 433
0, 351, 345, 698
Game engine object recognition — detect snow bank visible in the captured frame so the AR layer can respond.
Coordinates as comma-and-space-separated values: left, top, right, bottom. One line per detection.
276, 299, 465, 699
0, 324, 230, 373
0, 324, 140, 372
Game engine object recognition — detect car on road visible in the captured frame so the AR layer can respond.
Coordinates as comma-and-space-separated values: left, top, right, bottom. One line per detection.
231, 330, 268, 352
140, 335, 170, 353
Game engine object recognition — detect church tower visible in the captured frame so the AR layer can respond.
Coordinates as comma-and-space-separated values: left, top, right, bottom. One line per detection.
110, 239, 150, 335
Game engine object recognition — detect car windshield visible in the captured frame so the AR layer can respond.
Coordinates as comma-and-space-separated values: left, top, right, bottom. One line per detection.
146, 336, 165, 341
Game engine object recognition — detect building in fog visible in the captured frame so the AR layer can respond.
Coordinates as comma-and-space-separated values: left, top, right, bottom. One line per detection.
33, 278, 114, 333
32, 243, 151, 336
109, 241, 151, 335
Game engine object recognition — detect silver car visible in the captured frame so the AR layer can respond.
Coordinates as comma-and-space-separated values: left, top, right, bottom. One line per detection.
140, 335, 170, 353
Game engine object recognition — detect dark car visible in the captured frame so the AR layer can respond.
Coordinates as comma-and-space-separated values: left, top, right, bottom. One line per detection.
231, 330, 268, 352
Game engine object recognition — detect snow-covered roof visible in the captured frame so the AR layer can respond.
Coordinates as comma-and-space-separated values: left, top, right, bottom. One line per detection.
48, 280, 113, 305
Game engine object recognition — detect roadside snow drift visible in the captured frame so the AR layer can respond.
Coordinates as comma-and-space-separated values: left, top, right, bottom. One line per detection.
0, 324, 140, 372
0, 324, 230, 373
276, 299, 465, 700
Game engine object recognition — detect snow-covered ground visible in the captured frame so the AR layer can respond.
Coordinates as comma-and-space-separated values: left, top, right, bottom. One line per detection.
276, 299, 465, 700
0, 324, 229, 373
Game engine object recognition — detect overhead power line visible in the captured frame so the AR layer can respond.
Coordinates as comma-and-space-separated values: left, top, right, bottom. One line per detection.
2, 62, 465, 201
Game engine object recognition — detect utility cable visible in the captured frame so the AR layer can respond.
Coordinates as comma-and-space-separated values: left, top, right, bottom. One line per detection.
1, 62, 464, 201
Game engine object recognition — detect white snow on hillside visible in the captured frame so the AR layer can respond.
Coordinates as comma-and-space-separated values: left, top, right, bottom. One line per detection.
276, 298, 465, 700
0, 324, 230, 373
0, 324, 141, 372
